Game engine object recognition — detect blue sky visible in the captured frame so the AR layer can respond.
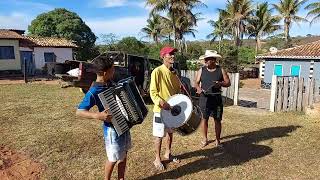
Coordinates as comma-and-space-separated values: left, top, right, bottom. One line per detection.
0, 0, 319, 43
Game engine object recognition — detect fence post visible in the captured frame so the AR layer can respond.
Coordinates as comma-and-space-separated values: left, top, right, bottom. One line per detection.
233, 73, 239, 106
282, 77, 289, 111
303, 78, 311, 112
308, 78, 315, 108
270, 75, 278, 112
297, 78, 304, 111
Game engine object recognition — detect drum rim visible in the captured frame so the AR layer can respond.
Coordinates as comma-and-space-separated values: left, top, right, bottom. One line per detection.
160, 93, 193, 128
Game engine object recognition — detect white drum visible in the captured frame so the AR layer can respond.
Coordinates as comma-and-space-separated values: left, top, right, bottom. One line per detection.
161, 94, 201, 136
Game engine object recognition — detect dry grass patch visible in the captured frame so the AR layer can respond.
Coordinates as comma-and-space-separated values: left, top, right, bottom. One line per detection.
1, 84, 320, 179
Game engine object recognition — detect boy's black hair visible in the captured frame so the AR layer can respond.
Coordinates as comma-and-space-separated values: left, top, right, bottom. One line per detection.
93, 55, 114, 74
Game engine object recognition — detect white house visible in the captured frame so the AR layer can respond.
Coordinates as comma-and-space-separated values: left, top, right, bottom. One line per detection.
0, 29, 77, 75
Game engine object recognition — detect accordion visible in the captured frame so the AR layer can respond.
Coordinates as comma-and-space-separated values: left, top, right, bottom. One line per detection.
98, 77, 148, 136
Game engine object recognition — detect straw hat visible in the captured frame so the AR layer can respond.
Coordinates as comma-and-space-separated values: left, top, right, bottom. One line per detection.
203, 50, 222, 59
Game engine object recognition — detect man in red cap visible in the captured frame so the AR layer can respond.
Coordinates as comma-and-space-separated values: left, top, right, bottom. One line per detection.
149, 46, 181, 170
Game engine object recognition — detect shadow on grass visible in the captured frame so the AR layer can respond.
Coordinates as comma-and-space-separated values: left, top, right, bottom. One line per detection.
143, 125, 301, 180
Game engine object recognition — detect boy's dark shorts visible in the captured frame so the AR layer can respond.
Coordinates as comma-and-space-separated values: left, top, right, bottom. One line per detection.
199, 94, 223, 121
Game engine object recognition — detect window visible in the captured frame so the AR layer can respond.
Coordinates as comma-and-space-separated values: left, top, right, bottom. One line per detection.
0, 46, 15, 59
291, 65, 300, 76
44, 52, 56, 62
274, 64, 283, 76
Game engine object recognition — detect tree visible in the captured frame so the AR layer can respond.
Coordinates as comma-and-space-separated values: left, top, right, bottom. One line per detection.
141, 14, 163, 44
207, 15, 225, 53
146, 0, 205, 50
247, 2, 281, 54
219, 0, 253, 47
28, 8, 98, 61
305, 2, 320, 25
265, 33, 286, 50
272, 0, 308, 47
116, 37, 149, 56
220, 44, 239, 72
238, 46, 256, 64
159, 15, 174, 43
99, 33, 119, 51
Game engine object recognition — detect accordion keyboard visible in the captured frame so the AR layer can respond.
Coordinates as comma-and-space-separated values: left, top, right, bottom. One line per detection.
98, 87, 130, 136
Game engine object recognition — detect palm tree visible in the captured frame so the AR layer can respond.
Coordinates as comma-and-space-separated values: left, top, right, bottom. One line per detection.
305, 2, 320, 25
158, 15, 174, 43
247, 2, 281, 53
141, 14, 162, 44
207, 15, 226, 53
146, 0, 205, 48
175, 11, 201, 52
272, 0, 308, 47
218, 0, 253, 47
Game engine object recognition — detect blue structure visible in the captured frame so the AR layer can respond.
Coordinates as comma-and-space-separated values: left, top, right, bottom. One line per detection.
256, 40, 320, 89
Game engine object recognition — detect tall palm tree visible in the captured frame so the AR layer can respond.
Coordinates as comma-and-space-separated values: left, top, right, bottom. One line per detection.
141, 14, 162, 44
175, 11, 201, 52
247, 2, 281, 53
146, 0, 205, 48
158, 16, 174, 43
305, 2, 320, 25
219, 0, 253, 47
272, 0, 308, 47
207, 14, 226, 53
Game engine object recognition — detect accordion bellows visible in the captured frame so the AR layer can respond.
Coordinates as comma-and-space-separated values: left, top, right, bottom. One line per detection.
98, 77, 148, 136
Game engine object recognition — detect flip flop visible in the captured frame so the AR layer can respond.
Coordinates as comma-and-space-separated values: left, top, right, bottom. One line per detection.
164, 154, 180, 163
201, 140, 208, 148
153, 160, 165, 171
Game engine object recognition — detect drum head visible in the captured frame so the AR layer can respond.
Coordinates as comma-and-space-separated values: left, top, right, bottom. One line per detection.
161, 94, 193, 128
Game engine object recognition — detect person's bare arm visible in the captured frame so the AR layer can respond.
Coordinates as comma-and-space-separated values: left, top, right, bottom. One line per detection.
76, 109, 112, 122
219, 68, 231, 87
194, 68, 202, 94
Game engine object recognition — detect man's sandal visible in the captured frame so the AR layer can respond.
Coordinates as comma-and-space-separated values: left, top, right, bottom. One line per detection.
164, 154, 180, 163
153, 161, 165, 170
201, 140, 209, 148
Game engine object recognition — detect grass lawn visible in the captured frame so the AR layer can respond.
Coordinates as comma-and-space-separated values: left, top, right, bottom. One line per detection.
1, 83, 320, 179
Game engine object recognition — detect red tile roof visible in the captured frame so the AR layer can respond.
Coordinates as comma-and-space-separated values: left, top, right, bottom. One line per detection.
256, 40, 320, 59
0, 29, 24, 39
24, 36, 78, 48
1, 29, 77, 48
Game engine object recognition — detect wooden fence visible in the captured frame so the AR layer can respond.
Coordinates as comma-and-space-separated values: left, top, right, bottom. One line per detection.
181, 70, 239, 105
270, 75, 320, 112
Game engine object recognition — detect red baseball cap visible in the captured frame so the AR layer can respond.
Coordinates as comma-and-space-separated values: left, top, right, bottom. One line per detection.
160, 46, 177, 58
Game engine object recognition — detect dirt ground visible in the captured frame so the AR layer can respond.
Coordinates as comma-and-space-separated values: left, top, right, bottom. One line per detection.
0, 146, 43, 180
240, 78, 261, 89
0, 77, 59, 85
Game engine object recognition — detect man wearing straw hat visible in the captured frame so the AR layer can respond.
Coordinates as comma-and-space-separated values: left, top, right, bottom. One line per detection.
195, 50, 231, 148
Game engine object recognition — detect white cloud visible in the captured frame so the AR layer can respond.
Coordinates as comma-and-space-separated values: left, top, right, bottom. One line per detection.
86, 16, 148, 38
101, 0, 128, 7
137, 1, 152, 11
0, 13, 33, 31
98, 0, 151, 10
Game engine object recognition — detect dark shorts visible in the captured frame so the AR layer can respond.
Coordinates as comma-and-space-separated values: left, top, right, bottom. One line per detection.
199, 94, 223, 121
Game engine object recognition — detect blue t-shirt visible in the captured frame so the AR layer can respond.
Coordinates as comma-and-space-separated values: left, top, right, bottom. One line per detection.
78, 81, 113, 128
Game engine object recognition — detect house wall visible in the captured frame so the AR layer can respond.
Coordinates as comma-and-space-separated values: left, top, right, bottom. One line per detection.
314, 60, 320, 82
259, 60, 265, 79
19, 47, 33, 51
0, 39, 21, 70
33, 47, 73, 69
263, 59, 312, 86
